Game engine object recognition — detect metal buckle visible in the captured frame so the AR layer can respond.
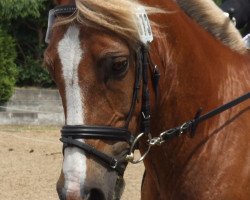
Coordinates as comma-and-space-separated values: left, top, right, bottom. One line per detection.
110, 159, 118, 169
142, 112, 151, 120
179, 122, 191, 136
149, 136, 164, 146
125, 132, 152, 164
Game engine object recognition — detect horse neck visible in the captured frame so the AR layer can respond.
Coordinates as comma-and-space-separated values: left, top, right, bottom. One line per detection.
148, 0, 250, 135
142, 0, 250, 191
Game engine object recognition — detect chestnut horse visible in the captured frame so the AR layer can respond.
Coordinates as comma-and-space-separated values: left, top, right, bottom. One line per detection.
44, 0, 250, 199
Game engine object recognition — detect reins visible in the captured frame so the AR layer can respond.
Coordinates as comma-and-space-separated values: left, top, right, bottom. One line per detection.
125, 65, 250, 163
147, 92, 250, 146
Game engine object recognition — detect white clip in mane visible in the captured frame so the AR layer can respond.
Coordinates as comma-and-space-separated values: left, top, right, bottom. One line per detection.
223, 12, 236, 26
243, 34, 250, 49
134, 6, 153, 44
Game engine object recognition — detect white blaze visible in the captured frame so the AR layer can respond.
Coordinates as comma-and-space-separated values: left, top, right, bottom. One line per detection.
58, 25, 87, 193
58, 25, 83, 125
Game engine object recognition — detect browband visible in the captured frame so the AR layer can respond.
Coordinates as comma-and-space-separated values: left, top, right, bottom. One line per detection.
45, 5, 76, 43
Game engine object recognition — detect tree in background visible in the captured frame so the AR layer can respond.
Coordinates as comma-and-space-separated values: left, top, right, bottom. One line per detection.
0, 0, 54, 94
214, 0, 222, 5
0, 28, 17, 103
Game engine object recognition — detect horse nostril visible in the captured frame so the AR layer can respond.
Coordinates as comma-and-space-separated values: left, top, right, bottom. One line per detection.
87, 188, 105, 200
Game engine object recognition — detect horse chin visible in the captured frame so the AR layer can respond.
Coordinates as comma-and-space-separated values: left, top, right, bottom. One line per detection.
112, 176, 125, 200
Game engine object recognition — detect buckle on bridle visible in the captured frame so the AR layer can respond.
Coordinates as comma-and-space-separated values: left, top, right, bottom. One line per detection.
110, 158, 118, 169
125, 132, 152, 164
149, 136, 164, 146
142, 112, 151, 120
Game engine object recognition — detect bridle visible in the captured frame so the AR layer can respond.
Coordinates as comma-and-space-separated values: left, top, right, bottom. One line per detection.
59, 40, 154, 175
45, 4, 156, 175
46, 5, 250, 177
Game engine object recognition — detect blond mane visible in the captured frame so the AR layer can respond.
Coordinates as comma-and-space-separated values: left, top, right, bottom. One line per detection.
57, 0, 246, 53
58, 0, 162, 45
176, 0, 246, 53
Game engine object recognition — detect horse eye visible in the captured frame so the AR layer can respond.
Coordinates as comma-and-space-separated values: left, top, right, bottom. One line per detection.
111, 58, 129, 77
99, 56, 129, 82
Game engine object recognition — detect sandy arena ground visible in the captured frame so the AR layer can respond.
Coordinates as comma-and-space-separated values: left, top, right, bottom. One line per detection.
0, 125, 144, 200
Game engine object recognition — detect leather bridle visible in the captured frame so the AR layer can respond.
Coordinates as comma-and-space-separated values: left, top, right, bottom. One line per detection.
45, 5, 155, 175
46, 5, 250, 177
60, 44, 153, 176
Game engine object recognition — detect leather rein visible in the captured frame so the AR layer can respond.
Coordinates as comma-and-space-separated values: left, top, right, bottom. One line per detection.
47, 5, 250, 176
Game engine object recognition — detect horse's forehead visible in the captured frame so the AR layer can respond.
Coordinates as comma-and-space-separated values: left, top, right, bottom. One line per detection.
57, 25, 120, 42
56, 26, 130, 57
87, 33, 130, 55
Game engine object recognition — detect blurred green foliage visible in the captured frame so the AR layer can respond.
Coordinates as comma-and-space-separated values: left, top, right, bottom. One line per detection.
0, 0, 43, 20
1, 0, 54, 84
214, 0, 223, 5
0, 0, 54, 102
16, 56, 54, 87
0, 28, 17, 103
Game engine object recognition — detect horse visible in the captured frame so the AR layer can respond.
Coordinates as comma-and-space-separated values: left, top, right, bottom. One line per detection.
44, 0, 250, 199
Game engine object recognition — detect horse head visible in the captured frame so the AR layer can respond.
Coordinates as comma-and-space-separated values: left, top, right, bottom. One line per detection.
44, 0, 250, 199
44, 0, 160, 199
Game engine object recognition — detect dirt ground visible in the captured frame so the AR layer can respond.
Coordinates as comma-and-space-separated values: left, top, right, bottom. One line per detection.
0, 125, 144, 200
